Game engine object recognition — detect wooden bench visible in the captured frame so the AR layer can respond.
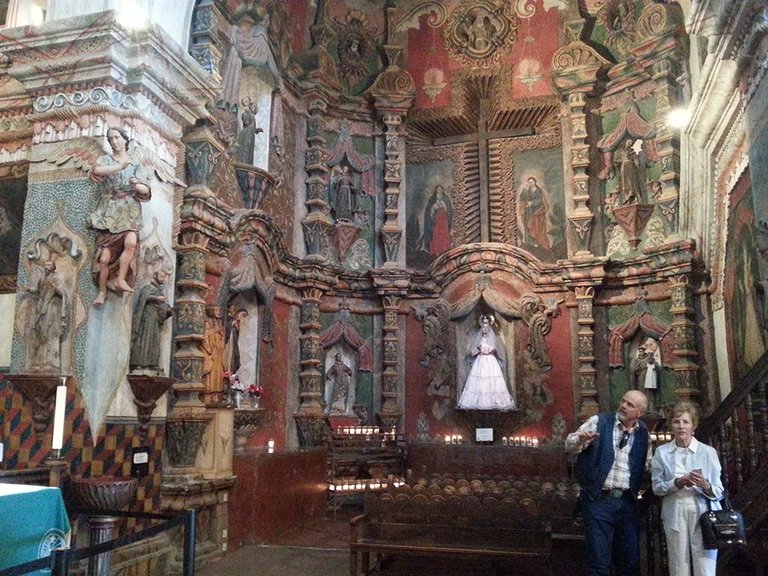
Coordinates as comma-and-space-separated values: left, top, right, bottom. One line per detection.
350, 491, 555, 576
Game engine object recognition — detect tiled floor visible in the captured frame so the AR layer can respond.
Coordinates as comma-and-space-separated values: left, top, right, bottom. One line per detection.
198, 506, 353, 576
198, 504, 584, 576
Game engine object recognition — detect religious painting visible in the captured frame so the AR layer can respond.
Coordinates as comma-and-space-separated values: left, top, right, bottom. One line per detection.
406, 159, 455, 269
513, 148, 566, 261
724, 176, 765, 382
0, 175, 27, 281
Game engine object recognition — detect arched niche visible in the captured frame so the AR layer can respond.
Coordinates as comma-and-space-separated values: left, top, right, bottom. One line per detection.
438, 266, 562, 411
225, 214, 279, 388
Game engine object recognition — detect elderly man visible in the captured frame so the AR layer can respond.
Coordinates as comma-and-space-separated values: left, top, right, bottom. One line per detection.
565, 390, 651, 576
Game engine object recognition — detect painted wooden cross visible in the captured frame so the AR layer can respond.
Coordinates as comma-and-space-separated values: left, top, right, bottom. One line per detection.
432, 97, 533, 242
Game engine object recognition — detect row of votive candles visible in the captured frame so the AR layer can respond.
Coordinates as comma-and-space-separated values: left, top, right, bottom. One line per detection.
444, 435, 464, 444
339, 426, 398, 437
329, 478, 405, 491
651, 432, 673, 442
502, 436, 540, 447
341, 426, 379, 434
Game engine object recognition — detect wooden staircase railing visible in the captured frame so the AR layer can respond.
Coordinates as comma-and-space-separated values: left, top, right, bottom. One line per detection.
696, 349, 768, 532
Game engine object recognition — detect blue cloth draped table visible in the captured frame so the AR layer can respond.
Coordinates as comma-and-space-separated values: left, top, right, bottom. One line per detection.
0, 483, 71, 575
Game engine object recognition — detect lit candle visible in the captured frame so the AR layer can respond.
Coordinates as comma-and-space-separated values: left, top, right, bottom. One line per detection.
51, 380, 67, 451
532, 438, 539, 447
445, 435, 451, 444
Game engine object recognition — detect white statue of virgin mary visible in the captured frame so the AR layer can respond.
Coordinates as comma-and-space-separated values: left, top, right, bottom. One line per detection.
458, 315, 516, 410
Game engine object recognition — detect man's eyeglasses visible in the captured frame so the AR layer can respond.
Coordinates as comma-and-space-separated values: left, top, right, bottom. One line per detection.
618, 430, 630, 450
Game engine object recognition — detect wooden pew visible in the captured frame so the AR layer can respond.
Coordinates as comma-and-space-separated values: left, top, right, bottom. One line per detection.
350, 486, 557, 576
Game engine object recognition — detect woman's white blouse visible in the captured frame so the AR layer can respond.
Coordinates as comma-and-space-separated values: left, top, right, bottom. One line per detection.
651, 437, 724, 532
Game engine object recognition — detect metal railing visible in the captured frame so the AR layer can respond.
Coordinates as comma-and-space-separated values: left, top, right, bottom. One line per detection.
0, 508, 196, 576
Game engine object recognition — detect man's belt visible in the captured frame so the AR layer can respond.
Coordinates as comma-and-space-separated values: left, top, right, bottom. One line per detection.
602, 488, 629, 499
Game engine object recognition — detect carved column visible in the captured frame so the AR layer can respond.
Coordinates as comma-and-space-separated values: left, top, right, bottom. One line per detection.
295, 286, 328, 446
301, 97, 335, 258
379, 294, 402, 430
369, 11, 414, 266
174, 122, 225, 408
566, 92, 595, 257
652, 59, 681, 232
173, 234, 208, 407
188, 0, 224, 79
552, 18, 609, 258
574, 286, 600, 420
562, 257, 606, 420
668, 274, 700, 403
164, 122, 225, 482
379, 112, 405, 265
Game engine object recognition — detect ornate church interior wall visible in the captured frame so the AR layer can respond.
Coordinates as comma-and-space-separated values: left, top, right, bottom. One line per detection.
0, 0, 766, 571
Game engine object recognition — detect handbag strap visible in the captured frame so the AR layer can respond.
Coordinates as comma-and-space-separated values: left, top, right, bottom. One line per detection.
705, 490, 732, 511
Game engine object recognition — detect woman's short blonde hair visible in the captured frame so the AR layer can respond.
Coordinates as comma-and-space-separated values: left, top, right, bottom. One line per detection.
670, 400, 699, 428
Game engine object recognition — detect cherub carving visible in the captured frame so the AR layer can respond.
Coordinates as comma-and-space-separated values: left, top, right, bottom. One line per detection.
37, 128, 181, 307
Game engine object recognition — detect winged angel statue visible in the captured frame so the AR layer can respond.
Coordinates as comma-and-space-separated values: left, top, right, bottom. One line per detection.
38, 128, 182, 307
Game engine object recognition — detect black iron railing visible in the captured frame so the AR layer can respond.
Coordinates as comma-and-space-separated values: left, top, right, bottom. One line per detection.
0, 508, 196, 576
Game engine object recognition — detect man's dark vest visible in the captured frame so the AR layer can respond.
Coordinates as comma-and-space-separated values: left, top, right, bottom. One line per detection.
575, 412, 649, 500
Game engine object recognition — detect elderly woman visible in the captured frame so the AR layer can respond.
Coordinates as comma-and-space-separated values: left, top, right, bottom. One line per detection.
651, 401, 723, 576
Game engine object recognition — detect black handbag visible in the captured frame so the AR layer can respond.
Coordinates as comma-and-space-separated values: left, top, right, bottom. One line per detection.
698, 493, 747, 550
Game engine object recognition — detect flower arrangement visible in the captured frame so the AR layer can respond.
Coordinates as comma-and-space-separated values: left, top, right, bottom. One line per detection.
227, 372, 248, 393
248, 384, 264, 397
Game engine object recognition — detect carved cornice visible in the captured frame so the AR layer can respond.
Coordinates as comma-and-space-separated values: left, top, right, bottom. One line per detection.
427, 243, 564, 290
602, 238, 703, 290
180, 188, 233, 256
370, 268, 412, 295
551, 42, 611, 94
0, 12, 217, 131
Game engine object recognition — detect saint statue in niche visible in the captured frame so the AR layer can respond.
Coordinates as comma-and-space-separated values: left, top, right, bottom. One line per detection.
130, 268, 173, 371
329, 164, 363, 223
632, 337, 662, 413
610, 138, 648, 207
233, 100, 263, 167
26, 259, 70, 372
458, 315, 516, 410
326, 352, 353, 414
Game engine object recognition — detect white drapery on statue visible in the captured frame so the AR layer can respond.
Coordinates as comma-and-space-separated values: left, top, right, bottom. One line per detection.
458, 315, 516, 410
